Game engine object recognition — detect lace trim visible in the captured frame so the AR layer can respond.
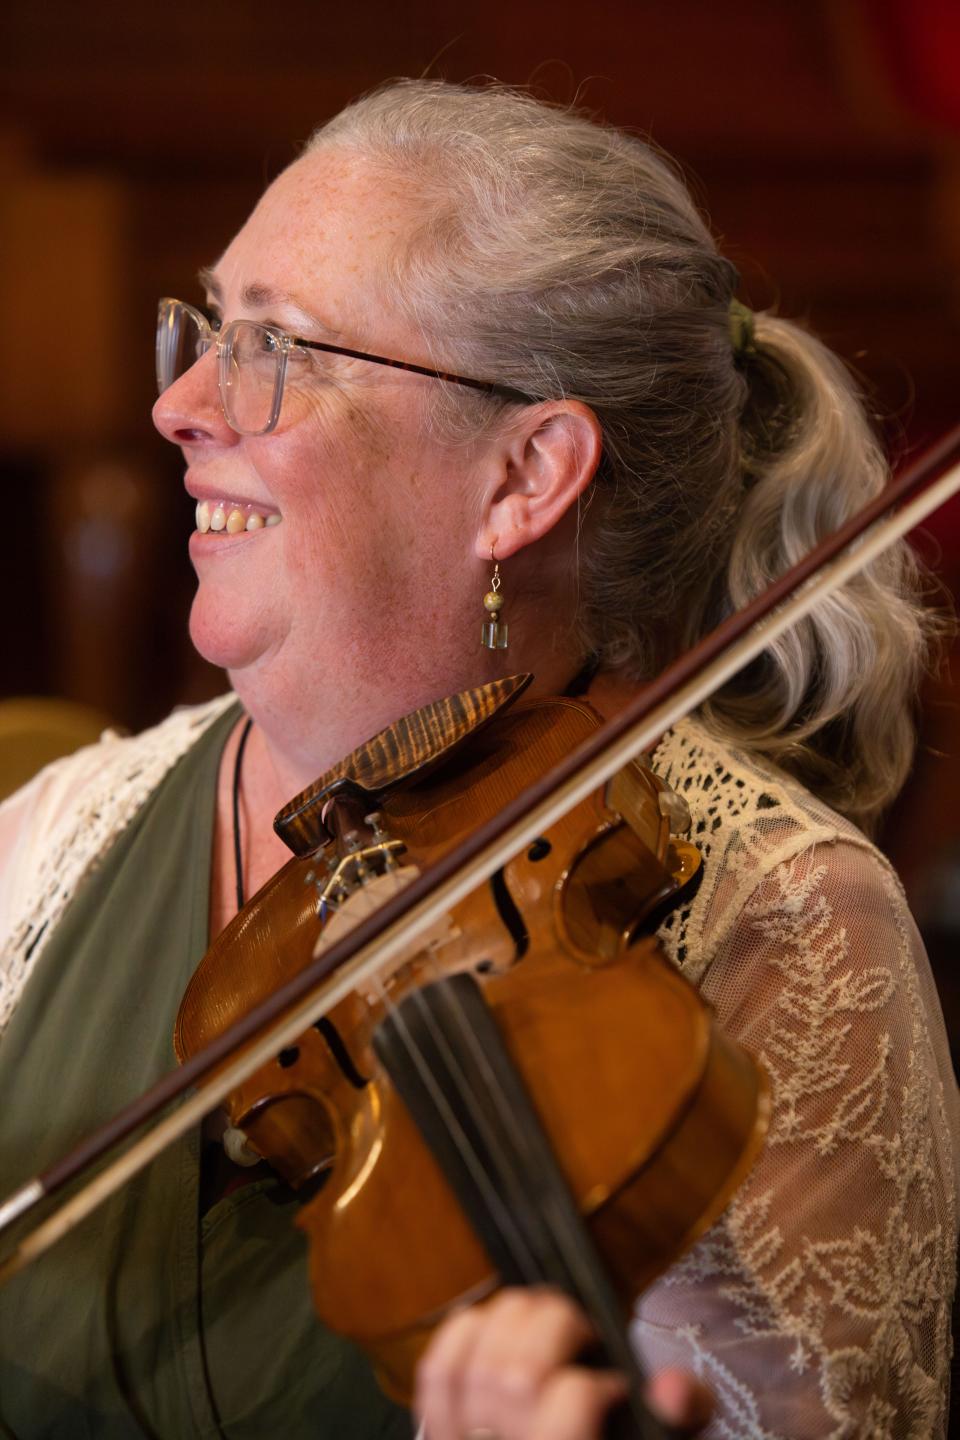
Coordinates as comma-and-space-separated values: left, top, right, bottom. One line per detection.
651, 718, 879, 984
0, 695, 235, 1034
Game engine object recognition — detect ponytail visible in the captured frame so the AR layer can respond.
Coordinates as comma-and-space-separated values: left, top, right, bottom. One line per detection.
703, 314, 941, 832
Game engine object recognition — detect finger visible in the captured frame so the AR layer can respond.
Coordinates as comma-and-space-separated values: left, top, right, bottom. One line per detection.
457, 1289, 597, 1439
416, 1289, 596, 1440
415, 1304, 486, 1440
528, 1366, 628, 1440
645, 1367, 715, 1436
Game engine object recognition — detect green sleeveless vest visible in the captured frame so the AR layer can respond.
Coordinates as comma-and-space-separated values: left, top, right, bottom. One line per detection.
0, 706, 412, 1440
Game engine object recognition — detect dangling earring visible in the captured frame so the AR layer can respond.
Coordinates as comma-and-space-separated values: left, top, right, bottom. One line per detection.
481, 545, 508, 650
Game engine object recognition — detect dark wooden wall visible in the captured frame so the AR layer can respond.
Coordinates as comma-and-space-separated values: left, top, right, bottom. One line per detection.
1, 0, 958, 1049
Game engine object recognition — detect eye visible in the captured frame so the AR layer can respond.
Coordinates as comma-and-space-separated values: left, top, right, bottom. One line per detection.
285, 339, 314, 366
201, 305, 223, 334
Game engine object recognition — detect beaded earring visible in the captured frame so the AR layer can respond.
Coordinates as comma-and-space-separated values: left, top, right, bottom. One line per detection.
481, 546, 508, 650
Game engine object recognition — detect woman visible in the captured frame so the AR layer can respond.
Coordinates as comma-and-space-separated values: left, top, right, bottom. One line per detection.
0, 79, 956, 1439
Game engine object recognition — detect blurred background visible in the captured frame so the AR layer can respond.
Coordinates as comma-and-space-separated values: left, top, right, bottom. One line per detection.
1, 0, 958, 1061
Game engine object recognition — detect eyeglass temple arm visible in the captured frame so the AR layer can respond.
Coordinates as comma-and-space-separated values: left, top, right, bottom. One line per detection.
294, 336, 535, 404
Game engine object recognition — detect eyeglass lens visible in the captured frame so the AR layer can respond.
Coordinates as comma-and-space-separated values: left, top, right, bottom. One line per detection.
156, 301, 210, 399
221, 322, 284, 435
155, 301, 283, 435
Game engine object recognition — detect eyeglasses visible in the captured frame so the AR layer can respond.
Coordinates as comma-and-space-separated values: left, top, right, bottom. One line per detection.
155, 297, 534, 436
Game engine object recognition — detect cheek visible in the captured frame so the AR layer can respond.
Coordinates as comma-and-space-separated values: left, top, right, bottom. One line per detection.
256, 409, 428, 635
274, 395, 429, 560
276, 389, 392, 502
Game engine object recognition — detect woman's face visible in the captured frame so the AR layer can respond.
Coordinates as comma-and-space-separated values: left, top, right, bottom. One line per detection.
153, 148, 488, 745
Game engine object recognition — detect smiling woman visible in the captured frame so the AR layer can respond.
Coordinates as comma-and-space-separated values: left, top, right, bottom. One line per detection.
0, 78, 957, 1440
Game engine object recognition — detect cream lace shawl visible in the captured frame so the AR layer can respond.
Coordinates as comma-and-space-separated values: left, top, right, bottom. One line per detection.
0, 699, 956, 1439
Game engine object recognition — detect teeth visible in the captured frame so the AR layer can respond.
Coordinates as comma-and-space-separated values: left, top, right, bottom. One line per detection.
194, 501, 280, 534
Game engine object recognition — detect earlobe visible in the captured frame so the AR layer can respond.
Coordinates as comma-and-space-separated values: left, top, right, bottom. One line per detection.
475, 401, 602, 560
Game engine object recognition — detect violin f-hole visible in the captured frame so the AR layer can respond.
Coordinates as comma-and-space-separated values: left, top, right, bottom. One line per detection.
313, 1017, 369, 1090
488, 866, 529, 963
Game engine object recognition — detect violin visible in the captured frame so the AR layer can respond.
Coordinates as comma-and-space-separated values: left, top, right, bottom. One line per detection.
2, 424, 959, 1435
174, 677, 768, 1411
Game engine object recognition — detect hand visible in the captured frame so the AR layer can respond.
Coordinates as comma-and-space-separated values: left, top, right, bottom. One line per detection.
415, 1288, 714, 1440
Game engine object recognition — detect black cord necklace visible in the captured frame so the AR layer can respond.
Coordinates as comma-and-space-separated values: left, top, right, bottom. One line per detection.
232, 715, 255, 911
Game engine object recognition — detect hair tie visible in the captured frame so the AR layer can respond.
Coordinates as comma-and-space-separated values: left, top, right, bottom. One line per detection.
729, 297, 756, 359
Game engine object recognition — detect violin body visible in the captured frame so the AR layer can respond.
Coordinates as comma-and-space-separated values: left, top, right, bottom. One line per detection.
176, 683, 768, 1402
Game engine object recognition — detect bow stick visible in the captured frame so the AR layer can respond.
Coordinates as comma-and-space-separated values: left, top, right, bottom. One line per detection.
2, 422, 959, 1279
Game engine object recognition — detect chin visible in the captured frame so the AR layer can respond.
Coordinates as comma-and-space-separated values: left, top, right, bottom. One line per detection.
188, 590, 273, 673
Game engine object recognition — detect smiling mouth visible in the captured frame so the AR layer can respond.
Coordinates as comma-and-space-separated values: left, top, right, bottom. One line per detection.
195, 500, 283, 535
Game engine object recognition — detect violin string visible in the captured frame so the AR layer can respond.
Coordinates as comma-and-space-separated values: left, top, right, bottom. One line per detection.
368, 923, 584, 1293
402, 659, 603, 1271
368, 963, 543, 1282
423, 962, 659, 1428
332, 796, 603, 1294
405, 967, 642, 1390
386, 900, 643, 1346
364, 917, 539, 1275
378, 661, 617, 1294
324, 857, 536, 1275
396, 939, 554, 1220
431, 972, 589, 1273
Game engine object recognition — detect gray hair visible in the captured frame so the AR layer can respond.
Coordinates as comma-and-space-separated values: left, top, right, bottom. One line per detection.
310, 80, 941, 833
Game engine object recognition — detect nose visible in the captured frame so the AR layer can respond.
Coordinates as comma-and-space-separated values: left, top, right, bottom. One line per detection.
152, 346, 238, 449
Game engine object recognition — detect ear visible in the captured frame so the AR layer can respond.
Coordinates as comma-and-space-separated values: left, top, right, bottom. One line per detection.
474, 400, 602, 560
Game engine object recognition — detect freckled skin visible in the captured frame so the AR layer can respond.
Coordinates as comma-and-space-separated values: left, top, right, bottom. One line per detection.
153, 145, 606, 871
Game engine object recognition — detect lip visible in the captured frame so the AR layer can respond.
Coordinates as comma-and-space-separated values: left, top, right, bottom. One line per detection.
188, 525, 277, 559
184, 475, 280, 516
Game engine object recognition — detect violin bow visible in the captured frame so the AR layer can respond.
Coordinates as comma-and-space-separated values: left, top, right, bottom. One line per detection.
2, 423, 959, 1284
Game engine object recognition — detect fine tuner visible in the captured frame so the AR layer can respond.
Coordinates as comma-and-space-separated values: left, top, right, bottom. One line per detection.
305, 809, 407, 913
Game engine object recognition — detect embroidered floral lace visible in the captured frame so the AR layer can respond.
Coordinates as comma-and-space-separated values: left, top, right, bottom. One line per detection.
637, 721, 958, 1438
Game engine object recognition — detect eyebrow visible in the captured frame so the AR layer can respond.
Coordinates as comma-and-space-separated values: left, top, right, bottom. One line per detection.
197, 267, 340, 338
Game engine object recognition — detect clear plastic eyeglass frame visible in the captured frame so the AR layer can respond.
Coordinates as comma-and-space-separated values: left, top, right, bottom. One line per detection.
156, 297, 534, 436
